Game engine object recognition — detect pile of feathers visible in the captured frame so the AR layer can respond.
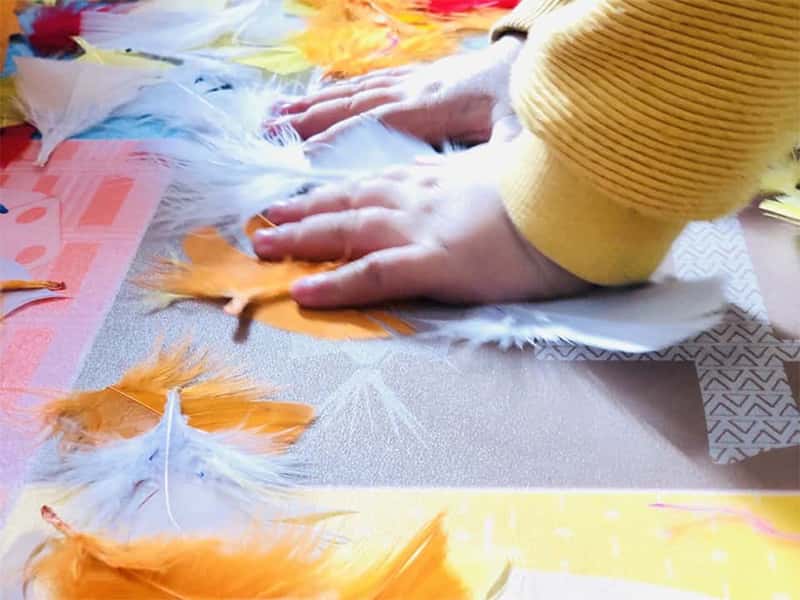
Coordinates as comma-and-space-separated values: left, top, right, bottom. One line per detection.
1, 341, 493, 598
0, 2, 736, 596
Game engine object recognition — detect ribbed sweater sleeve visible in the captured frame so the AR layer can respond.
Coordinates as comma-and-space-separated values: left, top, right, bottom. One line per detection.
492, 0, 800, 285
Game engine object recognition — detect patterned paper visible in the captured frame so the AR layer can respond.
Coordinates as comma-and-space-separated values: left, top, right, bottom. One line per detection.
0, 139, 167, 510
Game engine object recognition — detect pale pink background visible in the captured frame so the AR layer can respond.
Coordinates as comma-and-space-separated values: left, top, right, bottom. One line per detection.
0, 139, 166, 515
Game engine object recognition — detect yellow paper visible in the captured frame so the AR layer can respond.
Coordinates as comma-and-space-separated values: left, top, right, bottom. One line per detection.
74, 37, 172, 71
2, 486, 799, 600
0, 77, 24, 128
233, 46, 312, 75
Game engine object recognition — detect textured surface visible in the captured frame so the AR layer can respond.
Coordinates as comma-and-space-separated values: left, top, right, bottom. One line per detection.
72, 199, 800, 488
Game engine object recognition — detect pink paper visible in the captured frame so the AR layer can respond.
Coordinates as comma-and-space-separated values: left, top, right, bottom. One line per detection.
0, 140, 167, 516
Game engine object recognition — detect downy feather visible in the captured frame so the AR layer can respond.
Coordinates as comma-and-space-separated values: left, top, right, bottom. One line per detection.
26, 508, 470, 599
41, 340, 314, 448
78, 0, 261, 54
33, 389, 300, 535
417, 278, 727, 353
150, 110, 438, 234
13, 57, 162, 165
113, 59, 276, 135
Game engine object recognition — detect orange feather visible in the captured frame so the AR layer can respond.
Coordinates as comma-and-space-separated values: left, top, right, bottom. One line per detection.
290, 0, 508, 78
27, 507, 469, 599
41, 341, 314, 448
1, 1, 20, 67
0, 279, 65, 292
139, 227, 414, 340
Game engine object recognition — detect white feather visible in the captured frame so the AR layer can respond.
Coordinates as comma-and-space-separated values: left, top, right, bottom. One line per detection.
80, 0, 261, 54
13, 57, 162, 166
114, 60, 275, 134
147, 86, 439, 233
418, 278, 727, 353
34, 389, 299, 537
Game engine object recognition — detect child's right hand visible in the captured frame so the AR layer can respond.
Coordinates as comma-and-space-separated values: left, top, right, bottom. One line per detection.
277, 34, 525, 150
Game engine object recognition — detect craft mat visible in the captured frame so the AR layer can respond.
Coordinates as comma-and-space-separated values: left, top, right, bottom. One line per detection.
2, 139, 800, 598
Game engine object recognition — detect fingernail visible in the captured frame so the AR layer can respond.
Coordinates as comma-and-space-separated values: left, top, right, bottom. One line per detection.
268, 201, 288, 212
266, 202, 291, 222
291, 275, 328, 300
253, 228, 278, 249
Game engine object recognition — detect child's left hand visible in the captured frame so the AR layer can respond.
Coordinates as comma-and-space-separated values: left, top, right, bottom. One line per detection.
252, 144, 590, 308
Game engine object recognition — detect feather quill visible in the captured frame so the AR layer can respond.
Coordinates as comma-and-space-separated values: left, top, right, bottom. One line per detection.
41, 341, 314, 448
26, 508, 469, 599
34, 389, 300, 534
418, 278, 727, 353
13, 57, 162, 165
0, 258, 64, 320
79, 0, 261, 54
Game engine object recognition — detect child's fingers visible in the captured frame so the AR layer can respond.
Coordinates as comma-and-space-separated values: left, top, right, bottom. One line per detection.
304, 101, 435, 152
253, 208, 410, 262
341, 66, 414, 87
287, 89, 403, 139
290, 245, 443, 308
281, 77, 399, 115
267, 180, 402, 224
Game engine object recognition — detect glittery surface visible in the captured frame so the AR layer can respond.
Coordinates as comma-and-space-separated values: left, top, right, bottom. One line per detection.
74, 216, 800, 490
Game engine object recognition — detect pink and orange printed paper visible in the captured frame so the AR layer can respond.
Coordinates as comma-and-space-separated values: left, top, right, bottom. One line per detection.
0, 139, 167, 507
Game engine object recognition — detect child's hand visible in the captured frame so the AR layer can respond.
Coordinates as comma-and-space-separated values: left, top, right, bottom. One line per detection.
252, 144, 590, 308
277, 35, 525, 149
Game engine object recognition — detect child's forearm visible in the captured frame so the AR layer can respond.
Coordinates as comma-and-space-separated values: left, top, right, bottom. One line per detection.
494, 0, 800, 285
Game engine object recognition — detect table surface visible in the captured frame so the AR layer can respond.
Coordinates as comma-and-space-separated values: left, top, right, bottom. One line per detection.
1, 12, 799, 598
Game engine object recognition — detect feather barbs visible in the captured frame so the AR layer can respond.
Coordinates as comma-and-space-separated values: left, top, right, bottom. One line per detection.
13, 56, 163, 165
139, 227, 414, 340
41, 341, 314, 448
28, 507, 470, 599
287, 0, 516, 78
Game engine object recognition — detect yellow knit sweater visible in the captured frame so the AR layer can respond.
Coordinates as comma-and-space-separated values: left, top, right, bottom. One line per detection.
492, 0, 800, 285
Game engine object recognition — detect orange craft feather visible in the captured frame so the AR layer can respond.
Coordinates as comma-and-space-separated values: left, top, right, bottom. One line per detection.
291, 0, 510, 78
0, 279, 65, 292
27, 507, 469, 599
41, 341, 314, 448
1, 1, 20, 67
139, 226, 413, 340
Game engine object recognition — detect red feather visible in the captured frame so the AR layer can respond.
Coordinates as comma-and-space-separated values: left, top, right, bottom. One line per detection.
426, 0, 520, 14
0, 124, 36, 169
28, 6, 84, 55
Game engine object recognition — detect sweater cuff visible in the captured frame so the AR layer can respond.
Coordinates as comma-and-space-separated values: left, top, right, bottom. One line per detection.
490, 0, 567, 42
500, 131, 686, 286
